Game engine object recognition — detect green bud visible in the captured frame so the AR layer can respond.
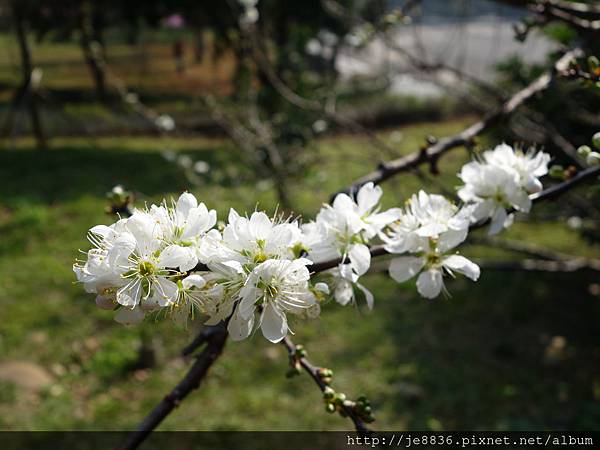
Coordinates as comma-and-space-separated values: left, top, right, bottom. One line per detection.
323, 387, 335, 400
592, 132, 600, 150
325, 403, 336, 413
587, 151, 600, 166
578, 145, 592, 157
549, 165, 565, 180
334, 393, 346, 404
295, 345, 306, 358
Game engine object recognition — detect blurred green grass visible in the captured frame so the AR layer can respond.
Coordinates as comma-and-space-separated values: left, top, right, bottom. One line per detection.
1, 119, 599, 431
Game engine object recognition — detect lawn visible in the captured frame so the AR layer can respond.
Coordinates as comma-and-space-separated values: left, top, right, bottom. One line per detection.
0, 118, 599, 431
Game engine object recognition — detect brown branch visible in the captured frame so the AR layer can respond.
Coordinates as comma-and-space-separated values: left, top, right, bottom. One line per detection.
547, 0, 600, 16
117, 324, 228, 450
534, 2, 600, 30
497, 0, 600, 17
281, 336, 372, 435
334, 48, 583, 199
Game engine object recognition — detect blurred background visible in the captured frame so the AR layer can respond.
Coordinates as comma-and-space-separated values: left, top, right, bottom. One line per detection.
0, 0, 599, 431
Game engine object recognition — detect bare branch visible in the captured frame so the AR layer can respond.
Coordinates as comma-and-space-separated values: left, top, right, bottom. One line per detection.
117, 326, 228, 450
534, 2, 600, 30
334, 48, 583, 198
547, 0, 600, 15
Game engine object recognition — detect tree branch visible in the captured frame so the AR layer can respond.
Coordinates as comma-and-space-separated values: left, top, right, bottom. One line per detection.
313, 164, 600, 273
117, 325, 228, 450
281, 336, 372, 435
334, 48, 583, 199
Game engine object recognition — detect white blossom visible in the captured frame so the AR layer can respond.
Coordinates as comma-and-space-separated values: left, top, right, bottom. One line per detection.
458, 162, 530, 235
481, 143, 550, 193
149, 192, 217, 270
383, 190, 478, 299
388, 230, 480, 299
228, 258, 315, 343
458, 145, 550, 235
305, 182, 400, 305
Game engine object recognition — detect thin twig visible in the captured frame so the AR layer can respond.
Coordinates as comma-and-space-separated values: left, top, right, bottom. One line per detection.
281, 336, 372, 435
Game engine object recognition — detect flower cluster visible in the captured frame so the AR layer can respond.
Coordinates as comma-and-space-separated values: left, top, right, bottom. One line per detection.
75, 144, 550, 342
458, 143, 550, 235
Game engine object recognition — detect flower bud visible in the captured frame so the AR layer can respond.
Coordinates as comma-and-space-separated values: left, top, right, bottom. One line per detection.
586, 151, 600, 166
578, 145, 592, 157
592, 132, 600, 150
325, 403, 336, 413
314, 282, 330, 295
548, 165, 565, 180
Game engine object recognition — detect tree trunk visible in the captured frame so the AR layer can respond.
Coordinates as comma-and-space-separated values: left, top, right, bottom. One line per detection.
78, 1, 107, 100
11, 0, 46, 149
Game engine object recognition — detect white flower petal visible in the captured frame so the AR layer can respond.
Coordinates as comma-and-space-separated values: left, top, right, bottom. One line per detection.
356, 282, 374, 310
416, 269, 444, 299
334, 279, 354, 305
356, 182, 382, 215
389, 256, 425, 283
349, 243, 371, 276
228, 309, 254, 341
443, 255, 480, 281
182, 274, 206, 289
176, 192, 198, 216
437, 228, 468, 253
489, 207, 508, 235
260, 303, 288, 343
159, 245, 197, 271
154, 277, 179, 307
117, 281, 142, 307
114, 307, 145, 326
